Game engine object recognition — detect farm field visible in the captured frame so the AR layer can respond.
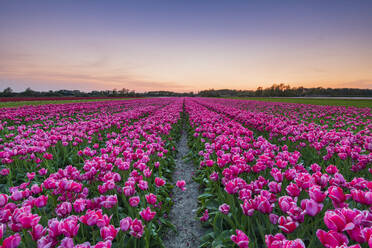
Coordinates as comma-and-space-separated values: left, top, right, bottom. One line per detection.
0, 97, 138, 108
0, 97, 371, 248
229, 97, 372, 108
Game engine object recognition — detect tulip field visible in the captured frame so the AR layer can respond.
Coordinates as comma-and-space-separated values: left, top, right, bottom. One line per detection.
0, 97, 371, 248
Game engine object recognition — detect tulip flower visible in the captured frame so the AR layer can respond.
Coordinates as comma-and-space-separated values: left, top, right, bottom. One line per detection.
278, 216, 298, 234
200, 209, 209, 222
219, 203, 230, 215
130, 218, 145, 238
316, 229, 349, 248
129, 196, 140, 207
155, 177, 166, 187
120, 217, 132, 232
140, 207, 156, 222
100, 225, 118, 241
60, 216, 80, 238
145, 193, 157, 205
176, 180, 186, 191
231, 229, 249, 248
2, 233, 21, 248
301, 199, 323, 217
55, 202, 72, 217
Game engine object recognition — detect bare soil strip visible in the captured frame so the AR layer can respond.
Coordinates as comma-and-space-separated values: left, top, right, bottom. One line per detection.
163, 127, 205, 248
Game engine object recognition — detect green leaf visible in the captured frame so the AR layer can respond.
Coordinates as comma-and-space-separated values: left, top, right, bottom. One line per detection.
206, 199, 219, 210
198, 193, 214, 200
213, 214, 224, 235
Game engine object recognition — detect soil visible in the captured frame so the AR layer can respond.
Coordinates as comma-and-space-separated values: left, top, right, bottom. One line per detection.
163, 127, 206, 248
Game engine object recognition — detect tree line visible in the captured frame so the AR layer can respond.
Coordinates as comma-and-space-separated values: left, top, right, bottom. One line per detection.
0, 87, 195, 97
199, 84, 372, 97
1, 84, 371, 98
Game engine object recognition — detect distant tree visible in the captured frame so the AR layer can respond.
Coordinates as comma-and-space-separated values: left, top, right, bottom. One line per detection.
2, 87, 14, 97
255, 87, 263, 96
120, 88, 130, 96
21, 87, 35, 96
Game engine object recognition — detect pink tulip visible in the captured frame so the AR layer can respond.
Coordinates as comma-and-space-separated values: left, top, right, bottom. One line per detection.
351, 189, 372, 205
231, 229, 249, 248
309, 185, 327, 203
36, 236, 54, 248
328, 186, 347, 204
283, 239, 306, 248
324, 210, 354, 232
278, 196, 296, 213
286, 183, 301, 197
316, 229, 349, 248
145, 193, 157, 205
200, 209, 209, 222
256, 195, 274, 214
210, 171, 219, 181
129, 196, 140, 207
100, 225, 118, 241
56, 202, 72, 217
268, 181, 282, 193
80, 210, 100, 226
140, 207, 156, 222
0, 193, 8, 207
2, 233, 21, 248
240, 199, 256, 216
73, 198, 86, 213
219, 203, 230, 215
18, 212, 41, 229
326, 165, 339, 174
38, 168, 48, 175
362, 227, 372, 247
60, 216, 80, 238
301, 199, 323, 217
0, 168, 10, 176
43, 153, 53, 160
176, 180, 186, 191
123, 185, 135, 196
34, 195, 48, 208
48, 218, 62, 238
278, 216, 298, 234
346, 225, 364, 244
96, 213, 112, 228
31, 184, 42, 194
28, 224, 46, 241
155, 177, 166, 187
93, 240, 112, 248
269, 214, 279, 225
101, 195, 118, 209
120, 217, 132, 232
265, 233, 286, 248
130, 218, 145, 238
60, 237, 74, 248
0, 223, 6, 239
10, 190, 23, 201
138, 180, 148, 191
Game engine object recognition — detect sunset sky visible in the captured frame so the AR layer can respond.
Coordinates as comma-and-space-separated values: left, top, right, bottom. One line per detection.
1, 0, 372, 92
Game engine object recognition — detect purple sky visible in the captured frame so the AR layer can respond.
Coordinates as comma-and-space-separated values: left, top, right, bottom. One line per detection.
1, 0, 372, 92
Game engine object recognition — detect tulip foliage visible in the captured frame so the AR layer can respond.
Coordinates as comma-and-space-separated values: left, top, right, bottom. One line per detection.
0, 97, 371, 248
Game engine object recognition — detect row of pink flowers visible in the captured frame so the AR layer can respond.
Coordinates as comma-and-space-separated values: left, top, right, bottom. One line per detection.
185, 98, 371, 248
197, 98, 371, 174
0, 99, 184, 247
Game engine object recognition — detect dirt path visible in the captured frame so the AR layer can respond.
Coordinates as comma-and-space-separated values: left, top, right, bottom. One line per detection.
163, 126, 205, 248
